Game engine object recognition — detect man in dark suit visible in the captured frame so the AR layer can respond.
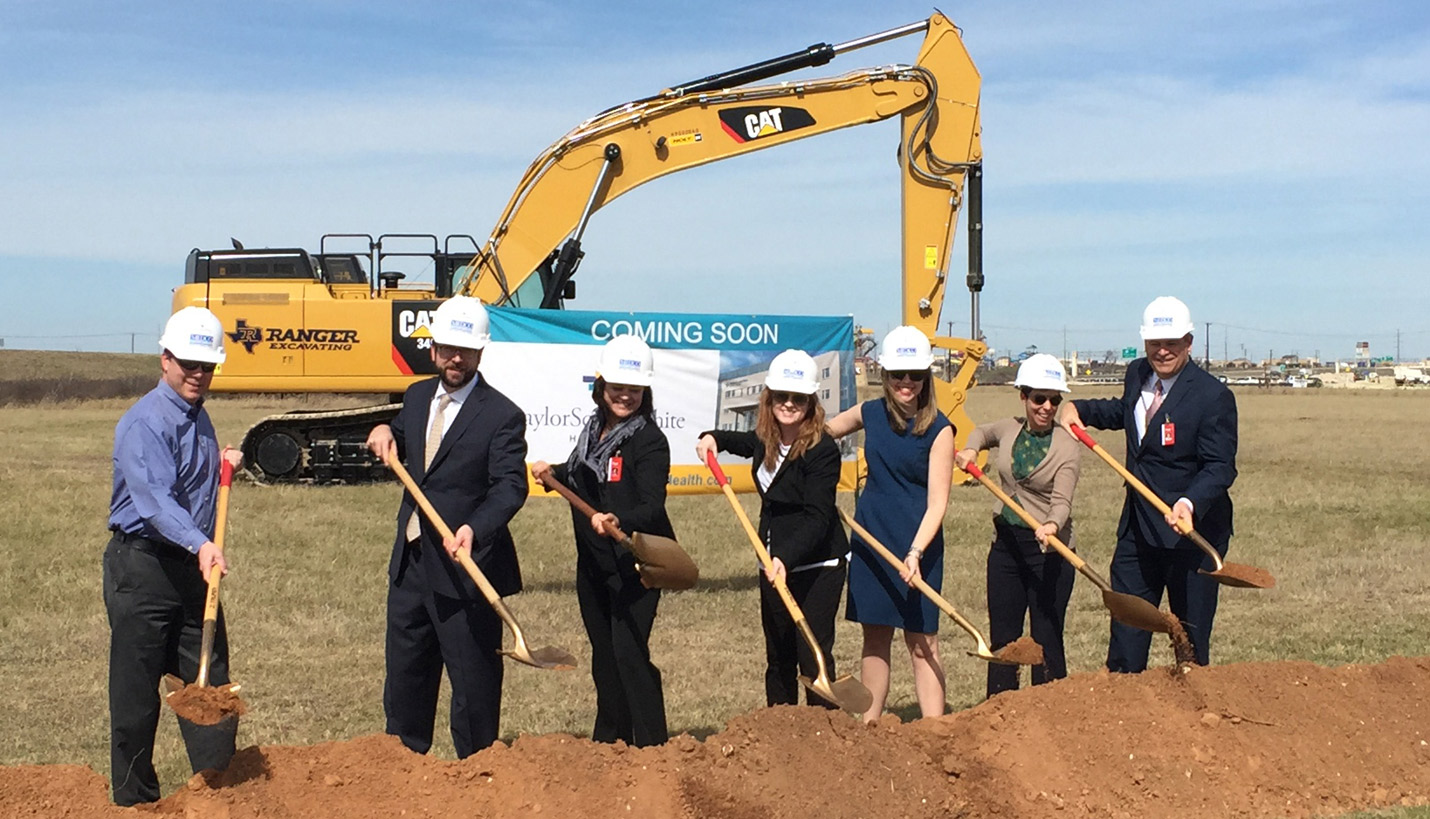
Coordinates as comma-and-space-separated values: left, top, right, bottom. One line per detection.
1060, 296, 1237, 671
366, 296, 528, 757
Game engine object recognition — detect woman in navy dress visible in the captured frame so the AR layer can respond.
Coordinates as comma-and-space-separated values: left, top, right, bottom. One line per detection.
827, 326, 954, 722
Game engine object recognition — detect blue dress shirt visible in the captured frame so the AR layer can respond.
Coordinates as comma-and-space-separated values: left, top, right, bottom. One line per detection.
108, 380, 220, 553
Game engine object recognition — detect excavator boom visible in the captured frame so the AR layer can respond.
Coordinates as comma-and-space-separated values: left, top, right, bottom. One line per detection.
172, 14, 987, 483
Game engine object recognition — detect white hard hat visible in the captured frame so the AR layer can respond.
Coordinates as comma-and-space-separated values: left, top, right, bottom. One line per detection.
159, 307, 227, 364
597, 334, 655, 387
764, 349, 819, 394
878, 326, 934, 370
1139, 296, 1194, 340
430, 296, 491, 349
1013, 353, 1070, 393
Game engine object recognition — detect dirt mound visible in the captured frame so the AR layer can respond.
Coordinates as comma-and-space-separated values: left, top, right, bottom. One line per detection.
4, 657, 1428, 818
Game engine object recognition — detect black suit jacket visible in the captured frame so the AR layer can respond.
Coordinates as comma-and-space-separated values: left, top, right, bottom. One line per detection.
1073, 359, 1237, 549
705, 429, 848, 569
390, 376, 529, 597
551, 421, 677, 577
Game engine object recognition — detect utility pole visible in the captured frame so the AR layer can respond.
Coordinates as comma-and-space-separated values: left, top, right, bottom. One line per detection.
1397, 329, 1402, 363
1204, 322, 1211, 366
1223, 327, 1228, 364
130, 332, 136, 354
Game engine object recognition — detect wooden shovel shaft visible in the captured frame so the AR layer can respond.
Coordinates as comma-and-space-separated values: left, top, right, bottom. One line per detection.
384, 454, 511, 612
1067, 424, 1226, 569
539, 472, 631, 544
704, 455, 829, 673
196, 459, 233, 688
837, 507, 992, 648
962, 463, 1113, 593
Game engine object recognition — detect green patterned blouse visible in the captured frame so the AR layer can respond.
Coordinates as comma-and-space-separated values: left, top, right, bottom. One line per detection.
998, 423, 1053, 529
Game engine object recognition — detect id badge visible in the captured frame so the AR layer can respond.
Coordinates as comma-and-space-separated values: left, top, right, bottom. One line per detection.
1161, 422, 1176, 446
608, 455, 623, 482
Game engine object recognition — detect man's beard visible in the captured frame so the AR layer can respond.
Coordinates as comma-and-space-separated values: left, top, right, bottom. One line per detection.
442, 366, 475, 389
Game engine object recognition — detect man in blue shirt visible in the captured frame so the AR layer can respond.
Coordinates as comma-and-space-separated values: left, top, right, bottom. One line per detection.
105, 306, 242, 805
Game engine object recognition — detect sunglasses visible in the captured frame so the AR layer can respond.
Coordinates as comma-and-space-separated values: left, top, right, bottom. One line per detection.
170, 355, 217, 373
1023, 392, 1063, 407
886, 370, 928, 383
769, 390, 811, 406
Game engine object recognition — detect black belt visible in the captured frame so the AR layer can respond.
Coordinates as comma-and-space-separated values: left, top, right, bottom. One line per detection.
109, 529, 193, 558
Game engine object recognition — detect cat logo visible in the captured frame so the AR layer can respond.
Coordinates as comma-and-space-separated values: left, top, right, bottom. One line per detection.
718, 105, 815, 144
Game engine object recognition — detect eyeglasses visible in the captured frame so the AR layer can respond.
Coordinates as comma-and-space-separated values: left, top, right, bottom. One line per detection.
1023, 392, 1063, 407
769, 390, 811, 406
433, 343, 474, 359
886, 370, 928, 383
170, 356, 217, 373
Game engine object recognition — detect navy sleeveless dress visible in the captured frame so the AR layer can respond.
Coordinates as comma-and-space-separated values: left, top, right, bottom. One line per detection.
845, 399, 952, 633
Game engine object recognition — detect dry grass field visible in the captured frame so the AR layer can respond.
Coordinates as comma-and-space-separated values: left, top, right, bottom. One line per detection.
1, 355, 1427, 817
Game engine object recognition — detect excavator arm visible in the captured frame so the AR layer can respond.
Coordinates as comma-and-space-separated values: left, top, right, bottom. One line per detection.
461, 14, 981, 331
459, 13, 986, 452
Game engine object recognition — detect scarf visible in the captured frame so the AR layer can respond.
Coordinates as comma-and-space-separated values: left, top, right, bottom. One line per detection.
567, 410, 647, 483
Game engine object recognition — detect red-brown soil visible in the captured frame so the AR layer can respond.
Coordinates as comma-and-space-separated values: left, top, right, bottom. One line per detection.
4, 656, 1428, 818
994, 635, 1045, 666
166, 684, 247, 726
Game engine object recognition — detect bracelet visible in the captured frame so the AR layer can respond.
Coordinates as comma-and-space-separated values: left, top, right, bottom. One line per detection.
907, 548, 923, 560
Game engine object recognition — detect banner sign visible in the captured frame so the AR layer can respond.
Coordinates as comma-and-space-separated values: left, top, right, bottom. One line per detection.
476, 307, 857, 495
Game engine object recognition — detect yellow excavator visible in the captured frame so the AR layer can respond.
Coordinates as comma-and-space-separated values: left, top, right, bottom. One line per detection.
173, 13, 987, 483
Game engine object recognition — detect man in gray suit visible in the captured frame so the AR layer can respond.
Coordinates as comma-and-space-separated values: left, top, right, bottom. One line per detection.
367, 296, 528, 756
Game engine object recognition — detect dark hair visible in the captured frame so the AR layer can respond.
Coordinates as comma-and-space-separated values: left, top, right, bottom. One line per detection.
754, 387, 825, 470
591, 376, 655, 424
881, 370, 937, 435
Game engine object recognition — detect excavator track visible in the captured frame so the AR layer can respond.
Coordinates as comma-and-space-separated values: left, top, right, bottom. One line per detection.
240, 403, 401, 484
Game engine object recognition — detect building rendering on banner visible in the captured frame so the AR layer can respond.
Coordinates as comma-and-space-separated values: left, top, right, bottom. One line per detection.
715, 350, 846, 432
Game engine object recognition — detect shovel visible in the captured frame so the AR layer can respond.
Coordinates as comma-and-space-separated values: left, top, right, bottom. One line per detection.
704, 452, 873, 715
962, 462, 1171, 634
1068, 425, 1275, 589
384, 452, 577, 671
836, 508, 1040, 665
538, 472, 699, 591
162, 457, 242, 773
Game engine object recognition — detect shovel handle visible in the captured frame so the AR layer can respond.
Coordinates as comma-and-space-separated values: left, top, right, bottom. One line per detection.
538, 471, 631, 543
196, 459, 234, 688
384, 454, 509, 611
704, 454, 810, 623
963, 462, 1115, 593
836, 506, 994, 651
1067, 424, 1225, 568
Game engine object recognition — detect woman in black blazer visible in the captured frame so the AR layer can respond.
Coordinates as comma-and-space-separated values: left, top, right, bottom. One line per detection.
695, 349, 848, 708
532, 335, 674, 746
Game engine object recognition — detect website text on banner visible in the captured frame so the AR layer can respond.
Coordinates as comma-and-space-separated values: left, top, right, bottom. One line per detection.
477, 308, 856, 495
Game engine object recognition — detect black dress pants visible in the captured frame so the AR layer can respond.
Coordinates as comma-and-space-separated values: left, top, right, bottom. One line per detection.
576, 554, 667, 746
1106, 535, 1223, 671
384, 565, 505, 758
759, 560, 846, 709
985, 518, 1073, 697
103, 533, 229, 806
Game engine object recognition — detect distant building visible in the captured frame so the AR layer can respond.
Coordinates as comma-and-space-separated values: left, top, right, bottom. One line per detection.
716, 350, 845, 432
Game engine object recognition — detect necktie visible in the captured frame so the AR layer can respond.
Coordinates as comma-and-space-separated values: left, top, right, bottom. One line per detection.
405, 393, 453, 542
1143, 379, 1164, 434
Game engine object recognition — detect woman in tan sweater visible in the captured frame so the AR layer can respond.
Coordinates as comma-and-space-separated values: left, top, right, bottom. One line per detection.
954, 354, 1081, 697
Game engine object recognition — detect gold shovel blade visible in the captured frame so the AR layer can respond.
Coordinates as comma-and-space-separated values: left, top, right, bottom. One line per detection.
629, 532, 700, 590
1102, 590, 1174, 634
1200, 562, 1276, 589
501, 644, 578, 671
800, 674, 873, 715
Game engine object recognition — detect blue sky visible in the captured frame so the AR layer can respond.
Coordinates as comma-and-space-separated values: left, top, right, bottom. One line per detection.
2, 1, 1427, 361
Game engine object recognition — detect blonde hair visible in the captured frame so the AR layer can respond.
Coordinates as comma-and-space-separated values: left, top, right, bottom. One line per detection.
881, 371, 938, 436
755, 388, 826, 469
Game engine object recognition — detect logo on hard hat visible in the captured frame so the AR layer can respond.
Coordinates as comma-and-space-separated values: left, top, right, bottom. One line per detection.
618, 358, 641, 369
896, 346, 918, 356
1045, 369, 1061, 379
190, 333, 215, 347
451, 319, 475, 334
1152, 316, 1173, 326
782, 367, 805, 379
